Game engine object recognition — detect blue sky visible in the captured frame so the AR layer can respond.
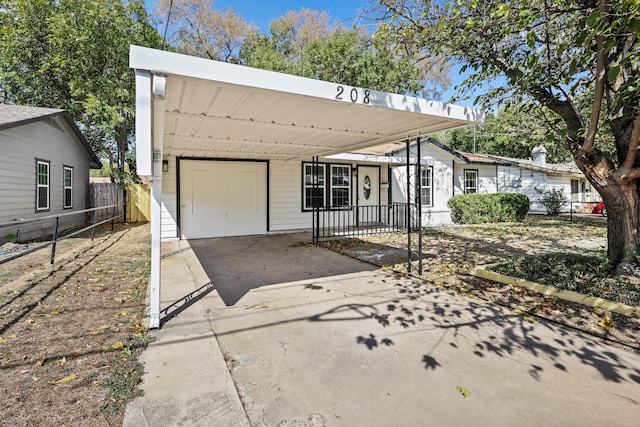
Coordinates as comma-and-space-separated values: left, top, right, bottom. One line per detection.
144, 0, 474, 106
146, 0, 369, 30
209, 0, 369, 30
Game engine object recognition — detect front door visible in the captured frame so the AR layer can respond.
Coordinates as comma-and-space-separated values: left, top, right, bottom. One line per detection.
357, 166, 380, 225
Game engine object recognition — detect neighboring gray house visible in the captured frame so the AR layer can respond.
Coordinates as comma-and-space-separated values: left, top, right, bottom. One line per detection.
0, 104, 101, 242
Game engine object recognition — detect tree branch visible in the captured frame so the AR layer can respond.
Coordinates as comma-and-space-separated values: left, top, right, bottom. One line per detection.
583, 0, 609, 152
619, 113, 640, 177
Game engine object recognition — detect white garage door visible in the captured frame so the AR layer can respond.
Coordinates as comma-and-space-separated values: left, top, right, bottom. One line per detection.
180, 160, 267, 239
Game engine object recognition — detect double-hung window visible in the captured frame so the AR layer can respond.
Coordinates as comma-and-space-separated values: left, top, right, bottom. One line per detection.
303, 162, 351, 210
36, 160, 50, 211
303, 163, 325, 210
63, 166, 73, 208
464, 170, 478, 194
420, 167, 433, 207
331, 165, 350, 207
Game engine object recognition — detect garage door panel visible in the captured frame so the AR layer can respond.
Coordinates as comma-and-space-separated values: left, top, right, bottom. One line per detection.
192, 170, 223, 214
236, 171, 258, 212
181, 161, 267, 238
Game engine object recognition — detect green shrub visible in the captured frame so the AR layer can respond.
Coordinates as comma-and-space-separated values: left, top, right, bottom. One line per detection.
536, 187, 568, 215
448, 193, 530, 224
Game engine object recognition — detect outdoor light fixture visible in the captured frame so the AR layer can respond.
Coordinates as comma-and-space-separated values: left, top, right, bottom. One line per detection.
162, 160, 169, 172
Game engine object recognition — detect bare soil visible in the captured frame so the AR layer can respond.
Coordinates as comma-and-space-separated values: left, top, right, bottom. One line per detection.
321, 216, 640, 353
0, 223, 150, 427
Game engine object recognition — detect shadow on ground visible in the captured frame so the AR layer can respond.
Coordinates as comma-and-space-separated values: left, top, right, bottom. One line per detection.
189, 233, 377, 306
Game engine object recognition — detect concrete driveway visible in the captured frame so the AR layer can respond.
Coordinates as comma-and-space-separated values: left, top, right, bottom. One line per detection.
189, 233, 378, 306
126, 233, 640, 427
197, 234, 639, 426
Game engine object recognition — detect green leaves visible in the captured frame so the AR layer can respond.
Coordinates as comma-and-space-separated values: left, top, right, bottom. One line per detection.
0, 0, 163, 184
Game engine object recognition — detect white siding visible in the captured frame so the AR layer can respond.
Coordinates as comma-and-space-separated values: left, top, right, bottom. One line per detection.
390, 148, 455, 226
546, 175, 573, 212
269, 160, 310, 231
0, 120, 92, 241
453, 165, 497, 195
161, 156, 178, 239
498, 166, 544, 212
269, 160, 391, 232
159, 158, 392, 239
496, 166, 581, 214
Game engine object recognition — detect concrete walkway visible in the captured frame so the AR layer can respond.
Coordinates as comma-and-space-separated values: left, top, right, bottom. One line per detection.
122, 239, 250, 427
124, 235, 640, 427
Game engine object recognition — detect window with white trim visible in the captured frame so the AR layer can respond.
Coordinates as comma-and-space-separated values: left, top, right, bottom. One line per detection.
331, 165, 351, 207
464, 170, 478, 194
63, 166, 73, 208
303, 163, 325, 210
420, 167, 433, 206
36, 160, 50, 211
302, 162, 352, 210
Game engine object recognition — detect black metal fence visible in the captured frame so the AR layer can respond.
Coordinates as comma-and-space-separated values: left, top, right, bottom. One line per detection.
312, 203, 420, 242
526, 200, 606, 219
0, 204, 123, 266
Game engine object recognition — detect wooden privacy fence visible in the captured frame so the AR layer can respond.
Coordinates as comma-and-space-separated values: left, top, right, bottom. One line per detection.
127, 183, 151, 222
88, 183, 150, 223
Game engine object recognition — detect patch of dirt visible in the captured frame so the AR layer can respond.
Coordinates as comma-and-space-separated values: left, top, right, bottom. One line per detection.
0, 223, 151, 426
321, 216, 640, 353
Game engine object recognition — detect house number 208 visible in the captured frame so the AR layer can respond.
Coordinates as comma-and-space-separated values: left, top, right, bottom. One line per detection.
335, 86, 371, 105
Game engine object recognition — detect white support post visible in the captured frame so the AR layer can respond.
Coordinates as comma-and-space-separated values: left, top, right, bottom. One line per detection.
135, 70, 152, 180
148, 74, 166, 330
149, 172, 162, 329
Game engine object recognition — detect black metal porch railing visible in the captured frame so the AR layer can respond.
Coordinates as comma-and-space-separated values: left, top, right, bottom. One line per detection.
309, 138, 426, 273
312, 203, 419, 242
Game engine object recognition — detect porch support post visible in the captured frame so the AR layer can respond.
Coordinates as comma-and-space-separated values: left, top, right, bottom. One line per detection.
405, 138, 411, 273
148, 73, 166, 330
312, 155, 319, 244
416, 136, 422, 275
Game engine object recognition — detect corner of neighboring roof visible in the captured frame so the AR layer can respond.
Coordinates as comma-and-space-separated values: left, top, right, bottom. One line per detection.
0, 104, 101, 168
0, 104, 63, 131
426, 138, 471, 162
485, 154, 516, 166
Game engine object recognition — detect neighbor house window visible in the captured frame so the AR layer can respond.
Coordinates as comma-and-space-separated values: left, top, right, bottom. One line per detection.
420, 167, 433, 206
571, 179, 579, 195
464, 170, 478, 194
331, 165, 351, 207
63, 166, 73, 208
303, 163, 325, 210
36, 160, 50, 211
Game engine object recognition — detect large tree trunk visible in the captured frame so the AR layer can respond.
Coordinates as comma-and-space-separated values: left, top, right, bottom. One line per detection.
578, 146, 640, 278
603, 186, 640, 277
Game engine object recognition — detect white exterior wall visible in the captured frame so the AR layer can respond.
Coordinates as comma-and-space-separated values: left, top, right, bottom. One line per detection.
391, 150, 455, 226
497, 165, 545, 212
161, 156, 178, 239
269, 159, 310, 232
497, 166, 584, 213
159, 158, 390, 239
0, 120, 92, 242
453, 164, 498, 195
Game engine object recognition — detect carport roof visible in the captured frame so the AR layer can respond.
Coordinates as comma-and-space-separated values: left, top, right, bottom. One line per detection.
130, 45, 483, 175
